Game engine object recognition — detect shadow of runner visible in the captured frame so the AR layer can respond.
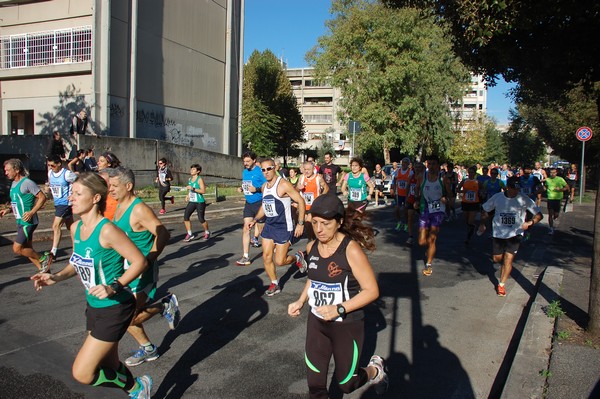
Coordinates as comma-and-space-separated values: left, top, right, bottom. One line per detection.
153, 269, 268, 399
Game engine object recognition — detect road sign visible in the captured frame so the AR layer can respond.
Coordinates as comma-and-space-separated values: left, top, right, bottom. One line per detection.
576, 126, 593, 142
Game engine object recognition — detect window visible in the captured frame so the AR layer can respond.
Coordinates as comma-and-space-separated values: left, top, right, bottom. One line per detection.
305, 115, 333, 124
9, 110, 34, 135
1, 26, 92, 70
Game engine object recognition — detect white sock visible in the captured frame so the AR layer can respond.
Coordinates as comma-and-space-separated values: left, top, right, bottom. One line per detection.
271, 280, 278, 285
187, 230, 192, 235
51, 247, 58, 256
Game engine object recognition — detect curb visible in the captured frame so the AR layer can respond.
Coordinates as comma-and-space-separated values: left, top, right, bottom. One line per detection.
501, 266, 564, 398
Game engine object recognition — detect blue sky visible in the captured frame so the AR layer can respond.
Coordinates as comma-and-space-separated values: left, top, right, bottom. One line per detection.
244, 0, 516, 125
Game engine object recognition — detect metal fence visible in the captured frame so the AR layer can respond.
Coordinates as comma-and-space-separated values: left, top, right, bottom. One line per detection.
1, 26, 92, 70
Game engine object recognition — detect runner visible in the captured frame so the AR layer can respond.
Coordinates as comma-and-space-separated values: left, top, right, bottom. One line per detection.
499, 163, 512, 184
414, 155, 451, 276
457, 166, 481, 245
155, 157, 175, 215
405, 162, 424, 246
246, 158, 307, 296
532, 162, 547, 207
393, 157, 412, 230
444, 162, 459, 221
298, 160, 329, 240
566, 163, 578, 203
543, 168, 569, 235
372, 163, 387, 207
44, 155, 77, 266
480, 168, 505, 235
236, 151, 267, 266
108, 167, 180, 367
182, 164, 210, 242
287, 194, 388, 397
341, 158, 374, 215
31, 172, 153, 398
479, 176, 543, 296
518, 166, 543, 240
0, 159, 50, 272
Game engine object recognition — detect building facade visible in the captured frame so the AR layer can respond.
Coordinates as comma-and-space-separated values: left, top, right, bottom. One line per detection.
286, 67, 487, 165
0, 0, 244, 156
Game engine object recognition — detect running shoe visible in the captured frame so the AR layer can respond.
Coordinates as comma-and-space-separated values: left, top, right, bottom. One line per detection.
183, 234, 195, 242
294, 251, 308, 273
368, 355, 389, 395
251, 236, 261, 247
125, 345, 160, 366
236, 256, 251, 266
265, 283, 281, 297
170, 196, 175, 204
39, 252, 52, 273
497, 284, 506, 297
405, 237, 413, 246
204, 231, 211, 240
129, 375, 153, 399
162, 293, 181, 330
159, 209, 166, 215
422, 264, 433, 276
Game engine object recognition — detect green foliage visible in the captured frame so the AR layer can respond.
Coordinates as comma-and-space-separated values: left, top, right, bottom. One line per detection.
449, 113, 491, 165
504, 109, 545, 167
307, 1, 470, 161
483, 120, 507, 165
539, 369, 552, 378
241, 50, 305, 160
556, 330, 570, 340
545, 300, 565, 319
317, 127, 337, 161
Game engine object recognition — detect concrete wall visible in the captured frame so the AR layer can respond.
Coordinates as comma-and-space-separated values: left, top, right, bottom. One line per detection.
0, 135, 241, 195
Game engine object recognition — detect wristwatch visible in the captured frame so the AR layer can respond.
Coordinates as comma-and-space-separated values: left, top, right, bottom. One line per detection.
298, 220, 305, 226
336, 304, 346, 318
109, 280, 124, 296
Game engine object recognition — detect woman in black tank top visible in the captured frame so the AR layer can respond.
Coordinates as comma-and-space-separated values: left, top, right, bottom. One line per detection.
287, 194, 389, 397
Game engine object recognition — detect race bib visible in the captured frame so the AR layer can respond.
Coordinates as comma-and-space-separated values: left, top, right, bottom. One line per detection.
375, 178, 382, 185
50, 185, 63, 198
303, 191, 315, 205
70, 252, 96, 290
428, 200, 442, 213
308, 280, 344, 321
398, 180, 407, 189
11, 202, 21, 219
242, 180, 253, 196
349, 187, 362, 201
569, 174, 576, 180
263, 198, 278, 217
499, 212, 517, 226
409, 184, 416, 196
189, 191, 198, 202
465, 191, 476, 202
521, 187, 531, 195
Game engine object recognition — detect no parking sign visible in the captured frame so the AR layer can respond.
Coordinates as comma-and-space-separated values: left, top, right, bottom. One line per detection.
576, 126, 593, 141
575, 126, 593, 203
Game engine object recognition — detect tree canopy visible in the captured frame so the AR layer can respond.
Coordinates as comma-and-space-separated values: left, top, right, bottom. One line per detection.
307, 1, 470, 162
241, 50, 304, 162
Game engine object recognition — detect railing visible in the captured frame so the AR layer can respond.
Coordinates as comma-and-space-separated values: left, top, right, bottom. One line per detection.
1, 26, 92, 70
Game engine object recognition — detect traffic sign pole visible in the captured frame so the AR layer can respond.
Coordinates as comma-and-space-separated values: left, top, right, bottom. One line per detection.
575, 126, 593, 204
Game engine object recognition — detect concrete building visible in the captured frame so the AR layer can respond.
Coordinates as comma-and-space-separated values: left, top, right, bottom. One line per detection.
286, 67, 487, 165
0, 0, 244, 156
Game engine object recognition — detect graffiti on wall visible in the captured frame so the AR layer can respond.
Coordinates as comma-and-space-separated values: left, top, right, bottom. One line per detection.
110, 103, 125, 119
137, 110, 177, 128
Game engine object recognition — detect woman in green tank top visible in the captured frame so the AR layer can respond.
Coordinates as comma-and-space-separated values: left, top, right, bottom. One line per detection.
31, 173, 153, 398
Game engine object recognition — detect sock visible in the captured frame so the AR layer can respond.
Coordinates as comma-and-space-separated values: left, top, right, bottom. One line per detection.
243, 252, 249, 258
142, 342, 154, 352
51, 247, 58, 256
205, 230, 210, 234
187, 230, 192, 235
92, 366, 133, 391
271, 280, 278, 285
118, 362, 136, 391
499, 282, 505, 287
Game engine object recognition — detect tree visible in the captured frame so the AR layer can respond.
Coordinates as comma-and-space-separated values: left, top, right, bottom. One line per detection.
448, 112, 490, 166
483, 119, 507, 165
306, 1, 470, 163
317, 127, 337, 161
241, 50, 304, 163
503, 109, 546, 167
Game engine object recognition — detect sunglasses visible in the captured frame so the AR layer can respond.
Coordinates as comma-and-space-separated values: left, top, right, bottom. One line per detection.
261, 166, 275, 172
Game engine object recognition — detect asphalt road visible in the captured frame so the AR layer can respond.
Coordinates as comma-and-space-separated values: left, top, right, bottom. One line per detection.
0, 203, 552, 398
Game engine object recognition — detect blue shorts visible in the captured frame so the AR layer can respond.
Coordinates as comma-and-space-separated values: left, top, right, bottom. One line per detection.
261, 224, 293, 245
54, 204, 73, 219
419, 211, 445, 229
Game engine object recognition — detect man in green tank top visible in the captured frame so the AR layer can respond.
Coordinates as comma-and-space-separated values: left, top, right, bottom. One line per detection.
108, 167, 179, 367
543, 168, 569, 235
0, 159, 50, 272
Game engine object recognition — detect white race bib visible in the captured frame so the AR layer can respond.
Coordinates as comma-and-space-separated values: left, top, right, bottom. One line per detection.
465, 191, 476, 202
70, 252, 96, 290
50, 185, 63, 198
375, 178, 382, 185
308, 280, 344, 322
569, 174, 576, 180
11, 202, 21, 219
242, 180, 253, 196
263, 198, 278, 217
303, 191, 315, 205
349, 187, 361, 201
189, 191, 198, 202
499, 212, 517, 226
428, 200, 442, 213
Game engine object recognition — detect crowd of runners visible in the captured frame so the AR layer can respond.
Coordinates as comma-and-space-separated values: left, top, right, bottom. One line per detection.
0, 147, 579, 398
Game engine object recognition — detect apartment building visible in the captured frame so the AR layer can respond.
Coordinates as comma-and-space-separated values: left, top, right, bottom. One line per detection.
0, 0, 244, 156
286, 67, 487, 165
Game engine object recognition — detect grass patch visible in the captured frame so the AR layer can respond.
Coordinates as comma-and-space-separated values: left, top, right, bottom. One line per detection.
556, 330, 570, 340
539, 369, 552, 378
545, 300, 565, 318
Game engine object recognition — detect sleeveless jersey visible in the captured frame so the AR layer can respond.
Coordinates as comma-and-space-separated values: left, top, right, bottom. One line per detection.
188, 176, 205, 203
419, 173, 446, 214
395, 168, 411, 197
48, 167, 74, 206
346, 172, 369, 202
406, 174, 419, 205
10, 177, 38, 226
484, 179, 505, 198
306, 236, 363, 322
299, 174, 321, 210
519, 175, 538, 199
461, 179, 480, 203
532, 169, 545, 182
70, 218, 133, 308
373, 170, 384, 187
499, 170, 509, 183
262, 176, 293, 231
